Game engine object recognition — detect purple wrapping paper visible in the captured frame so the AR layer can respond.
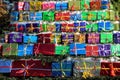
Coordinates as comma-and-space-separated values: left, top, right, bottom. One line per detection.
88, 33, 99, 44
8, 32, 23, 43
113, 33, 120, 44
98, 44, 111, 56
24, 2, 30, 11
62, 34, 74, 44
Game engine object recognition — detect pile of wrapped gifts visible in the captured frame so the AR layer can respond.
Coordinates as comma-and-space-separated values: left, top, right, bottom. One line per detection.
0, 0, 120, 78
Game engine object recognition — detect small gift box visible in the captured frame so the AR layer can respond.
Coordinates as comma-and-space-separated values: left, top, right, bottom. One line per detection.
43, 11, 54, 21
18, 2, 24, 11
16, 23, 26, 32
111, 44, 120, 56
42, 1, 55, 10
55, 12, 70, 21
26, 23, 39, 33
113, 33, 120, 44
81, 11, 88, 20
38, 33, 54, 44
61, 34, 74, 45
18, 44, 34, 56
70, 43, 86, 56
10, 11, 19, 21
70, 12, 81, 21
52, 61, 73, 77
100, 62, 120, 76
10, 60, 52, 77
101, 0, 110, 9
68, 1, 80, 11
33, 43, 55, 56
8, 32, 23, 43
23, 2, 30, 11
86, 45, 99, 57
55, 22, 61, 32
23, 34, 38, 43
55, 2, 68, 10
98, 44, 111, 56
54, 33, 61, 44
74, 58, 101, 78
81, 0, 90, 10
55, 45, 69, 55
100, 33, 113, 43
74, 33, 86, 43
86, 22, 98, 32
88, 11, 97, 21
0, 59, 12, 73
90, 0, 101, 10
87, 33, 99, 44
2, 43, 18, 56
61, 23, 74, 32
35, 11, 42, 21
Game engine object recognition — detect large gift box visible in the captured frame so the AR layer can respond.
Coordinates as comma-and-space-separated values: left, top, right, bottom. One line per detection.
52, 61, 73, 77
10, 60, 52, 77
42, 1, 55, 10
61, 23, 74, 32
18, 44, 34, 56
10, 11, 19, 21
86, 45, 99, 57
55, 45, 69, 55
90, 0, 101, 10
38, 33, 54, 44
8, 32, 23, 43
33, 43, 55, 55
100, 33, 113, 43
74, 33, 86, 43
55, 2, 68, 10
111, 44, 120, 56
43, 11, 54, 21
113, 33, 120, 44
2, 43, 18, 56
70, 12, 81, 21
74, 58, 101, 78
70, 43, 86, 56
0, 59, 12, 73
87, 33, 99, 44
98, 44, 111, 56
68, 1, 80, 11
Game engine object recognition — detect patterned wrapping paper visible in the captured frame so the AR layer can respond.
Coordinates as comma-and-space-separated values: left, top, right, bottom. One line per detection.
68, 1, 80, 11
102, 11, 110, 20
2, 43, 18, 56
86, 45, 99, 57
33, 43, 55, 56
10, 60, 52, 77
30, 1, 35, 11
35, 1, 41, 11
10, 11, 19, 21
52, 61, 73, 77
38, 33, 54, 44
113, 33, 120, 44
47, 23, 56, 32
90, 0, 101, 10
74, 33, 86, 43
81, 0, 90, 10
61, 23, 74, 32
55, 22, 61, 32
88, 11, 97, 21
61, 34, 74, 45
8, 32, 23, 43
55, 2, 68, 10
98, 44, 111, 56
0, 60, 12, 73
23, 2, 30, 11
86, 22, 98, 32
42, 1, 55, 10
74, 58, 101, 78
18, 44, 34, 56
101, 0, 110, 9
100, 33, 113, 43
23, 35, 38, 43
111, 44, 120, 56
29, 12, 35, 21
70, 12, 81, 21
70, 43, 86, 56
43, 11, 54, 21
54, 33, 61, 44
55, 45, 69, 55
79, 21, 87, 32
87, 33, 99, 44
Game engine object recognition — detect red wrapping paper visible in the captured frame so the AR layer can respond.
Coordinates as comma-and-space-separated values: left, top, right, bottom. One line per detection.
61, 23, 74, 32
90, 1, 101, 10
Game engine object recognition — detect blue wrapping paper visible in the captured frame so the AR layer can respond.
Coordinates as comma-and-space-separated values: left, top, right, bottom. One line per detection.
55, 2, 68, 10
113, 33, 120, 44
101, 0, 109, 9
35, 11, 42, 21
17, 23, 26, 32
0, 60, 12, 73
70, 13, 81, 21
29, 12, 35, 21
23, 35, 38, 43
55, 23, 61, 32
11, 11, 19, 21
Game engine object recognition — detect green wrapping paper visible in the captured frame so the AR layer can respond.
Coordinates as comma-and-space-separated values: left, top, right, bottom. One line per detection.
81, 0, 90, 10
81, 11, 88, 20
86, 22, 98, 32
88, 11, 97, 21
55, 45, 69, 55
100, 33, 113, 43
97, 11, 103, 20
43, 11, 54, 21
110, 10, 115, 20
102, 11, 110, 20
2, 43, 18, 56
111, 44, 120, 56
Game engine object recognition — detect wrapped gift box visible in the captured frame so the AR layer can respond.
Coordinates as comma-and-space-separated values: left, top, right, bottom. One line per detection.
110, 10, 115, 20
42, 1, 55, 10
55, 45, 69, 55
8, 32, 23, 43
54, 33, 61, 44
16, 23, 26, 32
100, 62, 120, 76
2, 43, 18, 56
74, 33, 85, 43
113, 33, 120, 44
55, 2, 68, 10
111, 44, 120, 56
113, 21, 120, 31
18, 2, 24, 11
61, 34, 74, 45
0, 60, 12, 73
10, 60, 52, 77
55, 23, 61, 32
69, 1, 80, 11
74, 58, 101, 78
35, 11, 42, 21
102, 11, 110, 20
55, 12, 70, 21
29, 12, 35, 21
86, 22, 98, 32
35, 1, 41, 10
88, 11, 97, 20
87, 33, 99, 44
98, 44, 111, 56
100, 33, 113, 43
43, 11, 54, 21
70, 12, 81, 21
10, 11, 19, 21
23, 2, 30, 11
47, 23, 56, 32
33, 43, 55, 55
52, 61, 73, 77
70, 43, 86, 55
81, 0, 90, 10
18, 44, 34, 56
86, 45, 99, 57
23, 34, 37, 43
81, 11, 88, 20
61, 23, 74, 32
79, 21, 86, 32
26, 23, 39, 33
90, 0, 101, 10
97, 11, 104, 20
14, 2, 18, 11
101, 0, 110, 9
38, 33, 54, 44
22, 12, 29, 21
30, 1, 35, 11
